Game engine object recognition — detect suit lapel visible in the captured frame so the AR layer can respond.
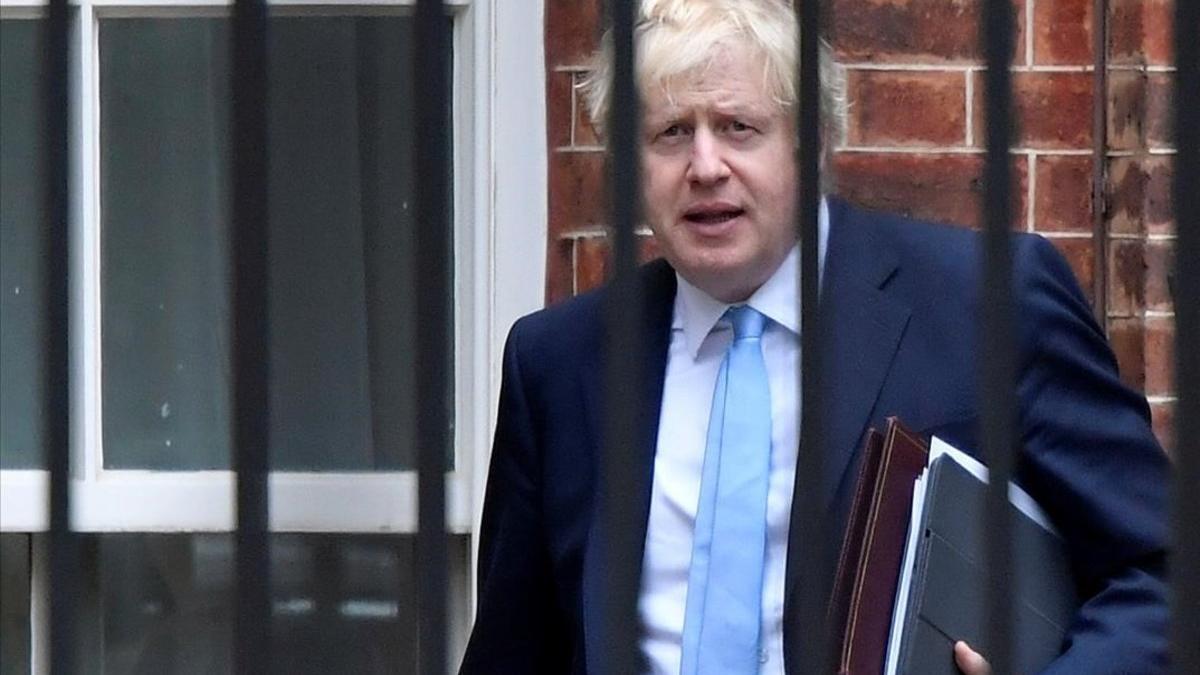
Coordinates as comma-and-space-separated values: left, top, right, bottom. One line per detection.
815, 206, 910, 509
782, 199, 911, 670
581, 260, 676, 674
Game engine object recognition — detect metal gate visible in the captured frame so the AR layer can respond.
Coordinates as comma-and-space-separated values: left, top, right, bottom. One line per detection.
28, 0, 1198, 672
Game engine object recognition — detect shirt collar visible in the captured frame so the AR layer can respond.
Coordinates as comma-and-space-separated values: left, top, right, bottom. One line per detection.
673, 198, 829, 359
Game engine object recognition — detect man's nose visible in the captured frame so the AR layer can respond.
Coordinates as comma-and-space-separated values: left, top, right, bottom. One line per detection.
685, 129, 730, 185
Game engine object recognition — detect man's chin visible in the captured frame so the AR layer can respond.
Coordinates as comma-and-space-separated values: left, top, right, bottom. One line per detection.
674, 261, 764, 303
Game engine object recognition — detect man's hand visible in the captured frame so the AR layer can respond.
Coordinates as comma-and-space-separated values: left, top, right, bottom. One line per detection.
954, 641, 993, 675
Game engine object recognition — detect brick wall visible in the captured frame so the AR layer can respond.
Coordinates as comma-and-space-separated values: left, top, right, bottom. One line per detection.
542, 0, 1177, 445
1105, 0, 1176, 448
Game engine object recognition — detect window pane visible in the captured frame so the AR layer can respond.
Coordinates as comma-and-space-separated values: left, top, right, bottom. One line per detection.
0, 534, 31, 675
99, 17, 233, 470
84, 533, 460, 674
0, 19, 47, 469
99, 16, 451, 471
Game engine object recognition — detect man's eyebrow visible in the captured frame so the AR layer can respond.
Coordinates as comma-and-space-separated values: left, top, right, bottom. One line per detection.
710, 102, 772, 118
643, 107, 687, 125
644, 103, 772, 122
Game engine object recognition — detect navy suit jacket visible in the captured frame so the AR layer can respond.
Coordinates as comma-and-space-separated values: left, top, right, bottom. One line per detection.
461, 198, 1170, 674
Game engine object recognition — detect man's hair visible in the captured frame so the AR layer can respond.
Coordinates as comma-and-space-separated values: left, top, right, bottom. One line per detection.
579, 0, 846, 143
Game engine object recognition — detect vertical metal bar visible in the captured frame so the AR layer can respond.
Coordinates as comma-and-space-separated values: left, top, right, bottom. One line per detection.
414, 1, 449, 672
1170, 0, 1200, 671
602, 0, 643, 672
980, 0, 1017, 672
313, 535, 343, 673
793, 0, 832, 672
1091, 0, 1109, 328
231, 0, 271, 671
42, 0, 74, 672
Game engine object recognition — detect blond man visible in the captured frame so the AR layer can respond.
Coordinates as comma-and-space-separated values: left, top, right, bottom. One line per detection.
462, 2, 1168, 673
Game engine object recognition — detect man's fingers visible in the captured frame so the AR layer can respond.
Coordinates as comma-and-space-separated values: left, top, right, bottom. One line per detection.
953, 641, 993, 675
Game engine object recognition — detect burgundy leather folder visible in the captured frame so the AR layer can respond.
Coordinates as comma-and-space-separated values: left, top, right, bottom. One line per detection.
830, 418, 929, 675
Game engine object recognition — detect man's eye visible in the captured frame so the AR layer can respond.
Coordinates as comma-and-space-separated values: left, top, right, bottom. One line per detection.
728, 120, 755, 134
661, 124, 686, 138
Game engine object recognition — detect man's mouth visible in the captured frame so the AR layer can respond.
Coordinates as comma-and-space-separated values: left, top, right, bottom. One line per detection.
683, 206, 746, 225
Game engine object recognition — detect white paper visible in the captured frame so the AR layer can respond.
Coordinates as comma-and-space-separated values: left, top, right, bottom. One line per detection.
884, 468, 927, 675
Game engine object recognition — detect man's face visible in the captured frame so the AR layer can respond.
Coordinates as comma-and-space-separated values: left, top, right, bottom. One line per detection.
640, 47, 798, 303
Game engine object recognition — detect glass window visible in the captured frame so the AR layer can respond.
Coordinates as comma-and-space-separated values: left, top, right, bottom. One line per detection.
99, 15, 451, 471
0, 19, 47, 470
99, 17, 234, 471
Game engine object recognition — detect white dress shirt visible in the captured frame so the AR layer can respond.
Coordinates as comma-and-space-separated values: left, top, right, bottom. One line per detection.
638, 202, 829, 675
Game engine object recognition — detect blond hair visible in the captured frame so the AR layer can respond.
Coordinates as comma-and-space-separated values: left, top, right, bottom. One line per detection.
579, 0, 846, 142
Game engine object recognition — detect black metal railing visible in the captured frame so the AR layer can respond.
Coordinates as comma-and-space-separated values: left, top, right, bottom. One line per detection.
980, 0, 1017, 671
43, 0, 73, 671
791, 0, 834, 670
1170, 0, 1199, 672
231, 0, 272, 671
601, 0, 645, 673
35, 0, 1196, 673
414, 0, 451, 672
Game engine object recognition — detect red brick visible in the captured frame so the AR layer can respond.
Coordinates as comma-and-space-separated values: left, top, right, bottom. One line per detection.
1146, 73, 1174, 149
845, 70, 967, 147
545, 0, 603, 66
1107, 316, 1145, 390
575, 236, 610, 293
1106, 238, 1145, 316
572, 234, 663, 295
1108, 1, 1137, 64
1105, 157, 1144, 235
547, 69, 573, 149
1140, 0, 1175, 66
1143, 156, 1174, 236
974, 71, 1093, 149
832, 152, 1028, 229
1144, 239, 1174, 312
1150, 399, 1174, 454
1033, 155, 1093, 233
1109, 0, 1174, 66
547, 237, 575, 305
1107, 70, 1147, 151
832, 0, 1026, 65
1105, 156, 1173, 236
638, 234, 663, 263
1048, 237, 1097, 306
1144, 314, 1174, 397
1034, 0, 1093, 65
573, 72, 601, 147
548, 151, 606, 239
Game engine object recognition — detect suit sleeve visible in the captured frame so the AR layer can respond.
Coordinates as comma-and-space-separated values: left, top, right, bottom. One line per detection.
1013, 236, 1170, 675
460, 320, 570, 673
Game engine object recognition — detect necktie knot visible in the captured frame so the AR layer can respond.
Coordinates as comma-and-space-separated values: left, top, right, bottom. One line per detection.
726, 305, 766, 341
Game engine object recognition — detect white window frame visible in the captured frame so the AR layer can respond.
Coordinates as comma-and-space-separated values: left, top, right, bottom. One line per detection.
0, 5, 546, 668
2, 0, 546, 670
0, 0, 545, 535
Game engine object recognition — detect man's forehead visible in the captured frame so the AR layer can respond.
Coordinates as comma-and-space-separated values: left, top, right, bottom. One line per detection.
644, 55, 783, 117
642, 88, 778, 121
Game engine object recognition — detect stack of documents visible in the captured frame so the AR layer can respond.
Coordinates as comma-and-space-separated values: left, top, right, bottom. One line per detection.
830, 419, 929, 675
832, 419, 1079, 675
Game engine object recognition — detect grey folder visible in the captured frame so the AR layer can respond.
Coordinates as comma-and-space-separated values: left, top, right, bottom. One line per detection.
895, 456, 1079, 674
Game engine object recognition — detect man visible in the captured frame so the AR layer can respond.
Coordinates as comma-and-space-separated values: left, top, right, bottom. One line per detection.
461, 1, 1169, 673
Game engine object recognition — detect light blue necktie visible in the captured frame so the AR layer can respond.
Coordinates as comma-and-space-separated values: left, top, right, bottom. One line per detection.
680, 305, 772, 675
